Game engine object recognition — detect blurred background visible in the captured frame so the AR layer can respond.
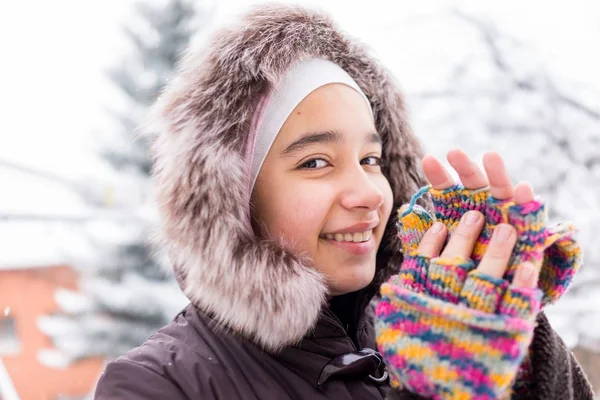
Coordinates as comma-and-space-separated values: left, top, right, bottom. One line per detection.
0, 0, 599, 398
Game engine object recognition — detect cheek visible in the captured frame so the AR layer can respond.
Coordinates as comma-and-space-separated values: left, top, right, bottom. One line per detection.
265, 186, 331, 250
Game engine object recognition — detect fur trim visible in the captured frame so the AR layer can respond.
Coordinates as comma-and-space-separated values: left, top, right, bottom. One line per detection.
144, 3, 426, 352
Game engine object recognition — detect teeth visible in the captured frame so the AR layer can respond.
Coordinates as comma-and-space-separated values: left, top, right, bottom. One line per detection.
363, 230, 372, 241
321, 230, 373, 243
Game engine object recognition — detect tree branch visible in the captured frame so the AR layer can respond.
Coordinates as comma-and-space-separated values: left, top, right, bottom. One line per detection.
0, 159, 82, 192
0, 211, 142, 223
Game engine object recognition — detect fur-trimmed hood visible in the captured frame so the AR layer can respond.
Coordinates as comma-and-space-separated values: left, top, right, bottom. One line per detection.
144, 3, 426, 352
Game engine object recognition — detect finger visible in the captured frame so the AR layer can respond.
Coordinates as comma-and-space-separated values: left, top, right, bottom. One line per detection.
477, 224, 517, 278
512, 262, 539, 289
440, 211, 484, 259
416, 222, 447, 257
482, 152, 514, 200
422, 155, 455, 190
447, 148, 489, 189
514, 181, 535, 205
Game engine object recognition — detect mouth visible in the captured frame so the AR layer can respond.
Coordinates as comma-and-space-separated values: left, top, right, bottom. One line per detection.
318, 229, 375, 256
318, 230, 373, 243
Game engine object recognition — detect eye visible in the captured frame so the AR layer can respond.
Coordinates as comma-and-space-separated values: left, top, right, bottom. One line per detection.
299, 158, 330, 169
361, 156, 382, 167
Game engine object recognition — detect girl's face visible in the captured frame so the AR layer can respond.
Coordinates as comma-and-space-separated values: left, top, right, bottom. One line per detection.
252, 83, 393, 296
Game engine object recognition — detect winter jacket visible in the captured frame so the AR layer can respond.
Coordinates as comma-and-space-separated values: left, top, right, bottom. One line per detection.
95, 302, 390, 399
94, 3, 593, 400
94, 306, 594, 400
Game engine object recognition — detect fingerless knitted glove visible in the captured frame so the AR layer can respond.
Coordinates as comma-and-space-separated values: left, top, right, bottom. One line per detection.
396, 184, 581, 305
376, 185, 582, 399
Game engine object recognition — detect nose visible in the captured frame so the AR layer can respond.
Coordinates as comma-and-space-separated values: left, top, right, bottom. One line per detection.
339, 166, 385, 211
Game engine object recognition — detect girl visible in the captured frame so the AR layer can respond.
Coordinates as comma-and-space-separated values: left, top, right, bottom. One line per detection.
95, 4, 592, 399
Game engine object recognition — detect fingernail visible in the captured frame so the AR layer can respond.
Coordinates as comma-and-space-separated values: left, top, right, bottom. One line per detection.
493, 225, 513, 243
464, 211, 480, 226
430, 222, 443, 234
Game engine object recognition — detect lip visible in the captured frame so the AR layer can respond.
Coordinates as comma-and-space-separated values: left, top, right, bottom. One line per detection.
321, 220, 379, 236
320, 234, 375, 255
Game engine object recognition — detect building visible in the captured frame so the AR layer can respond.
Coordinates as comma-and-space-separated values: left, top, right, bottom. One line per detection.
0, 263, 103, 400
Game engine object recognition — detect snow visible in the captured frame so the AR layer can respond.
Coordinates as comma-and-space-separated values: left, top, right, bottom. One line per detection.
80, 272, 188, 320
0, 168, 91, 216
0, 220, 95, 270
54, 289, 94, 315
37, 348, 71, 369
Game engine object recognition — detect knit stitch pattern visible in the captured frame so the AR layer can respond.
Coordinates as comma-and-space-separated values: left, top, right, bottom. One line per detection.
377, 254, 542, 399
376, 185, 581, 399
395, 184, 581, 305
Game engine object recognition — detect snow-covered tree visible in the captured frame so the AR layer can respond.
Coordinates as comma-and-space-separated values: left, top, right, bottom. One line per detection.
102, 0, 207, 175
404, 10, 600, 351
37, 0, 213, 365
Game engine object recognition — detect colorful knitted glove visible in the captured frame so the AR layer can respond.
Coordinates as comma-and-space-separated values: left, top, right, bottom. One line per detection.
377, 265, 541, 399
395, 184, 582, 305
376, 185, 581, 399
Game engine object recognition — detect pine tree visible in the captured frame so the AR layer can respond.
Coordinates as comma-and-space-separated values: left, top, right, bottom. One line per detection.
104, 0, 204, 175
38, 0, 212, 365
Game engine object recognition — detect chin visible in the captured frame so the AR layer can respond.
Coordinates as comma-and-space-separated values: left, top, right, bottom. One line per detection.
329, 264, 376, 295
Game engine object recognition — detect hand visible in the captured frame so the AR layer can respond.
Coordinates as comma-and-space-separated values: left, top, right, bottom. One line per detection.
377, 148, 581, 398
377, 149, 543, 398
417, 149, 539, 289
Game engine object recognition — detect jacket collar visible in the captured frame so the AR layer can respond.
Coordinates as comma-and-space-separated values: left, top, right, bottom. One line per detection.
275, 306, 388, 390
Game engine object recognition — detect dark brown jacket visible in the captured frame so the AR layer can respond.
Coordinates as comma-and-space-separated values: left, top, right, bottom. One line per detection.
95, 4, 593, 399
96, 303, 391, 399
94, 304, 594, 399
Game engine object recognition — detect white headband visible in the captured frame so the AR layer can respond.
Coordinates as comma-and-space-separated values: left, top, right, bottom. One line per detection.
248, 58, 373, 191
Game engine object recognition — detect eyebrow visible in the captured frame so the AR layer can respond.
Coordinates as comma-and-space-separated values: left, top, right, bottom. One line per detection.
281, 130, 382, 156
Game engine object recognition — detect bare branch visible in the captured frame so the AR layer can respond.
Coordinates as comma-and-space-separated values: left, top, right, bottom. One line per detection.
451, 9, 600, 122
555, 91, 600, 120
0, 159, 109, 207
0, 211, 143, 223
0, 159, 82, 192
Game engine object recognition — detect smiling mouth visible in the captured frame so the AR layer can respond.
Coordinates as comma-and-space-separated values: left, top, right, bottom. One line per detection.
319, 230, 373, 243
